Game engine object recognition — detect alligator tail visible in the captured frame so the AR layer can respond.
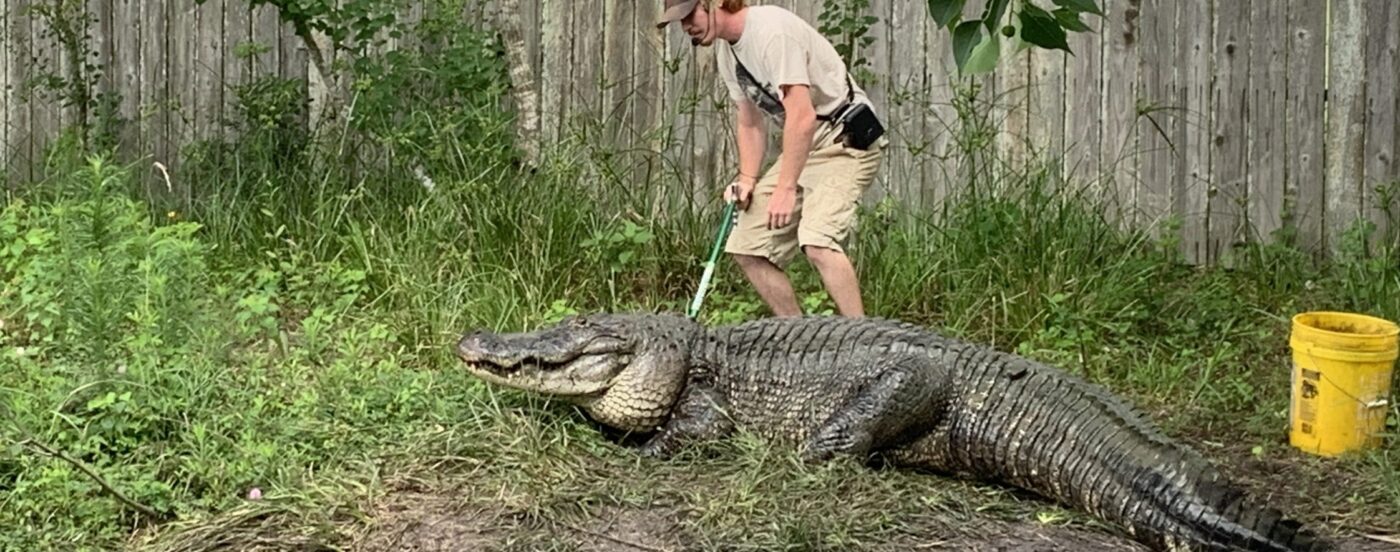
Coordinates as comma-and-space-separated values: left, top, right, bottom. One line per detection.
949, 349, 1335, 552
1120, 464, 1335, 552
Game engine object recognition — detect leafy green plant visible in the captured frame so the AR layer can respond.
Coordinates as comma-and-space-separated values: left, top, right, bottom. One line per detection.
817, 0, 880, 83
928, 0, 1103, 76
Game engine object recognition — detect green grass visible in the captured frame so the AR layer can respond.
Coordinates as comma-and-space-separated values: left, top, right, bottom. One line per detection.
3, 20, 1400, 551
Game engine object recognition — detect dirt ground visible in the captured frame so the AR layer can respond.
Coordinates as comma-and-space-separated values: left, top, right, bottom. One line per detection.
344, 485, 1400, 552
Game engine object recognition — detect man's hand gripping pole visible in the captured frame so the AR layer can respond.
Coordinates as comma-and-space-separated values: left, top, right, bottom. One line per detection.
687, 184, 739, 320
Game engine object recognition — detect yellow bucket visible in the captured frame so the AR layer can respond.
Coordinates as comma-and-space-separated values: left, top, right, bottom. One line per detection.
1288, 311, 1399, 457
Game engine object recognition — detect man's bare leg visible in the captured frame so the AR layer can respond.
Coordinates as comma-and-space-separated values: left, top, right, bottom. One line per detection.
802, 245, 864, 317
732, 254, 803, 316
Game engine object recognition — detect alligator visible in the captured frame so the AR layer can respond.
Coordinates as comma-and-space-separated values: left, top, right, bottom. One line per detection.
455, 312, 1334, 552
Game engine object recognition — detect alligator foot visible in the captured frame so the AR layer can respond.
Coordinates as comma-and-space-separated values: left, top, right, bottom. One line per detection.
639, 382, 734, 458
801, 355, 950, 463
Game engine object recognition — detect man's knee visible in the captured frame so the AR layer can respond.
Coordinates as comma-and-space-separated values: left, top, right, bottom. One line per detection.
802, 244, 849, 266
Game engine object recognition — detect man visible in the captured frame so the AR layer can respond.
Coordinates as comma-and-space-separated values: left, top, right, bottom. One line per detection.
657, 0, 886, 318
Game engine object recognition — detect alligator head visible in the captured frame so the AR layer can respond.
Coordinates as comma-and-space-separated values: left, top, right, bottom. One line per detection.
455, 313, 700, 433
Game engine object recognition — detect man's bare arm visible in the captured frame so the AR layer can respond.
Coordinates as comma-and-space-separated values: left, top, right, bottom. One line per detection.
736, 99, 766, 184
775, 83, 817, 191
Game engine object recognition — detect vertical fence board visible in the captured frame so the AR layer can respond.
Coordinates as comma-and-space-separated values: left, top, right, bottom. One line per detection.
1028, 46, 1064, 182
89, 0, 112, 133
194, 0, 222, 146
860, 0, 889, 205
142, 0, 169, 172
1246, 0, 1286, 246
1136, 0, 1178, 234
1175, 0, 1212, 264
1101, 0, 1139, 228
601, 0, 635, 140
924, 11, 957, 215
1367, 0, 1400, 246
572, 0, 600, 121
539, 0, 566, 140
278, 13, 306, 85
1, 2, 9, 188
1063, 12, 1102, 195
996, 50, 1030, 170
168, 1, 193, 196
252, 4, 279, 78
522, 0, 540, 113
110, 0, 139, 157
222, 1, 250, 142
883, 0, 923, 210
30, 3, 59, 171
1325, 0, 1367, 253
1209, 0, 1248, 264
1287, 1, 1327, 255
634, 0, 663, 156
11, 0, 33, 185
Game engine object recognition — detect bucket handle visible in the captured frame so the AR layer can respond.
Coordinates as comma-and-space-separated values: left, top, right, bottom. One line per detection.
1365, 399, 1390, 409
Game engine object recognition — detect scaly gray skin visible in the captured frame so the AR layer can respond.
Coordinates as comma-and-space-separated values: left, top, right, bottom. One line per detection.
456, 313, 1333, 552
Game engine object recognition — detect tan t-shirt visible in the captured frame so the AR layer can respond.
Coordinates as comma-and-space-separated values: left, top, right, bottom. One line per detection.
718, 5, 872, 125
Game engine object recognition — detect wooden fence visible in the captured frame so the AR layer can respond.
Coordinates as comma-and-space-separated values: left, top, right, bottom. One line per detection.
3, 0, 1398, 264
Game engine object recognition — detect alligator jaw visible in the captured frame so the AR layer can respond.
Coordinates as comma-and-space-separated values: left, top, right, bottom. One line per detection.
455, 313, 701, 434
455, 322, 633, 398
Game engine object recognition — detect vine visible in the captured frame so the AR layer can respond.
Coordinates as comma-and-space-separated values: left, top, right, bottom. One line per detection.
816, 0, 879, 84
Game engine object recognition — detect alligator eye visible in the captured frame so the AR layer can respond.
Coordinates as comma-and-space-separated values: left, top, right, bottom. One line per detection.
616, 354, 633, 365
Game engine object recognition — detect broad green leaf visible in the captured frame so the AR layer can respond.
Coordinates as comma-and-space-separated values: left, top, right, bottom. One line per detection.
965, 28, 1001, 75
982, 0, 1011, 31
1053, 0, 1105, 17
1019, 3, 1071, 53
951, 20, 984, 73
1053, 7, 1091, 33
928, 0, 966, 30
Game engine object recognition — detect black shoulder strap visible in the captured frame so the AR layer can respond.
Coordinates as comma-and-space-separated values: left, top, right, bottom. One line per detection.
728, 45, 854, 122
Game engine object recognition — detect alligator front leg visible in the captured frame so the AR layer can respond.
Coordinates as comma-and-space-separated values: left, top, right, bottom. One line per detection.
639, 382, 734, 458
802, 355, 949, 463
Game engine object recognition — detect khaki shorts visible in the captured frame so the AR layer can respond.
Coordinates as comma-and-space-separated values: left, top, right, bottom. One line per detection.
725, 120, 885, 267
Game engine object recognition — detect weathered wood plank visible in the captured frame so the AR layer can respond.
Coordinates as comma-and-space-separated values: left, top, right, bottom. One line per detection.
252, 4, 280, 77
1246, 0, 1286, 246
1286, 0, 1327, 255
1028, 44, 1065, 181
539, 0, 568, 141
1100, 0, 1139, 229
86, 0, 111, 136
882, 0, 923, 209
169, 0, 195, 197
1136, 0, 1178, 235
194, 0, 222, 145
141, 0, 169, 177
633, 0, 663, 151
222, 0, 250, 143
1063, 11, 1102, 195
10, 0, 34, 185
995, 44, 1030, 170
1367, 0, 1400, 248
571, 0, 601, 121
859, 0, 889, 205
1325, 0, 1367, 254
1208, 0, 1248, 264
278, 8, 307, 85
601, 0, 635, 141
1, 1, 10, 188
110, 0, 139, 157
29, 1, 60, 175
1174, 0, 1212, 264
919, 2, 957, 215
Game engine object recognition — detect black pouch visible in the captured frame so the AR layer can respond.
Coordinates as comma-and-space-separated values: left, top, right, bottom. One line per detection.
837, 103, 884, 151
